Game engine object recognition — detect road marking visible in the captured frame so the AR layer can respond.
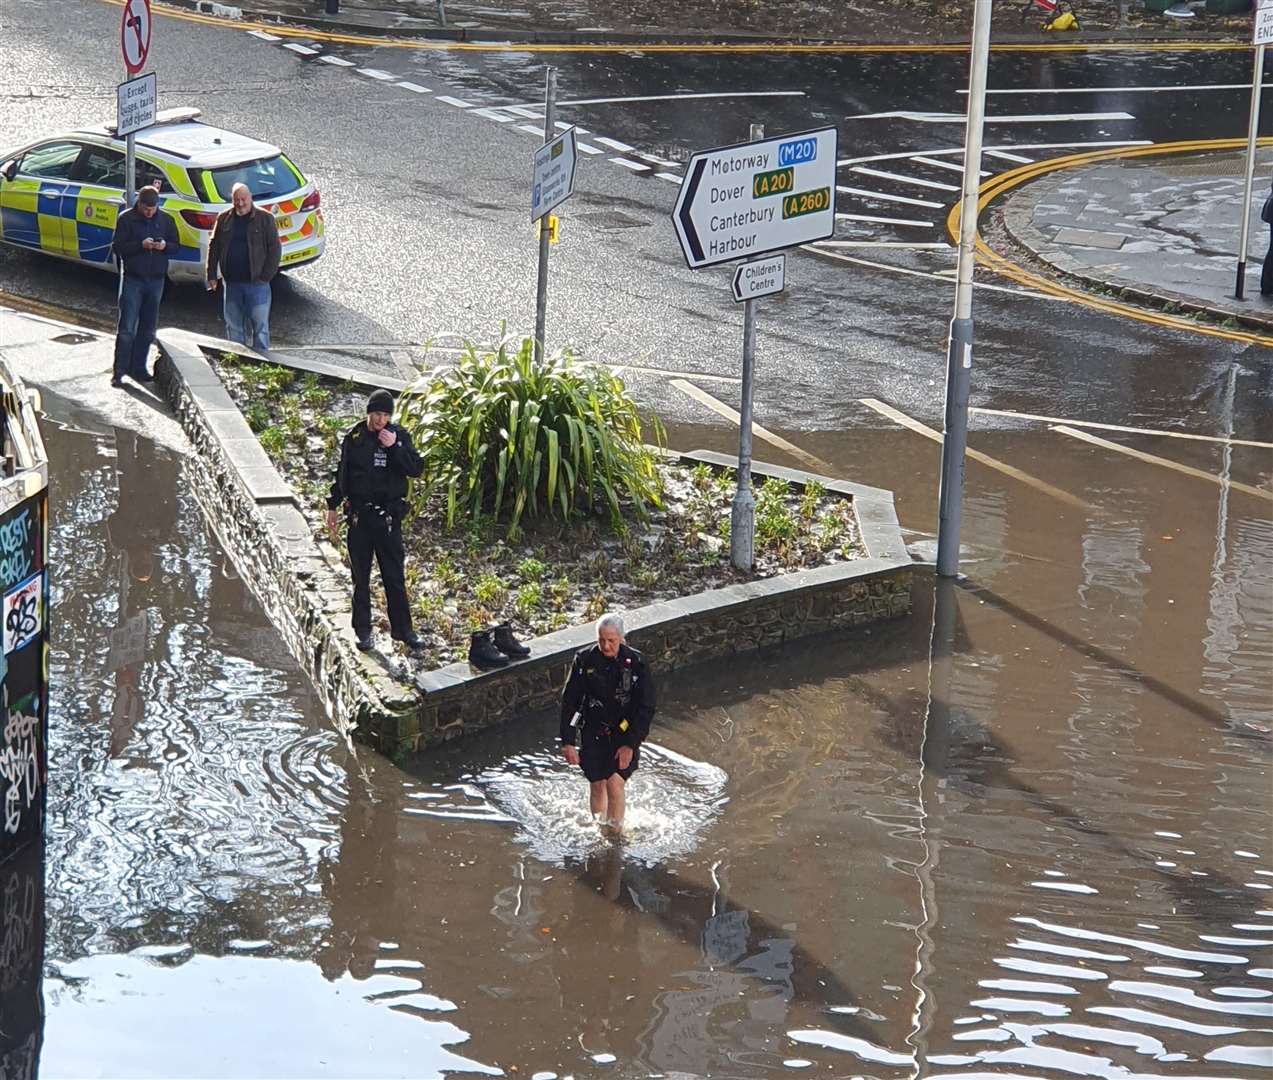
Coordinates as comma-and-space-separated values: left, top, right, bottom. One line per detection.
553, 91, 806, 106
1052, 426, 1273, 503
971, 407, 1273, 448
850, 110, 1135, 123
836, 185, 944, 209
850, 166, 960, 192
247, 29, 280, 40
656, 171, 683, 183
283, 42, 318, 55
397, 80, 431, 93
504, 104, 544, 118
986, 149, 1033, 163
436, 95, 472, 107
838, 141, 1151, 168
611, 157, 651, 171
577, 141, 605, 155
912, 155, 991, 176
356, 67, 396, 80
809, 247, 1057, 299
815, 240, 952, 249
593, 136, 638, 152
860, 398, 1089, 509
836, 213, 935, 228
969, 83, 1270, 94
516, 123, 545, 136
319, 54, 356, 66
671, 380, 833, 473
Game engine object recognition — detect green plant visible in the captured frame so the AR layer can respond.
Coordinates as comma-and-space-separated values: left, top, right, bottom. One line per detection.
689, 462, 714, 492
756, 477, 796, 547
514, 582, 542, 620
583, 588, 608, 622
799, 479, 825, 521
516, 556, 547, 583
631, 566, 660, 590
433, 555, 461, 592
258, 426, 286, 455
300, 374, 332, 409
549, 575, 572, 609
244, 402, 270, 433
396, 335, 664, 536
473, 573, 506, 608
239, 362, 296, 397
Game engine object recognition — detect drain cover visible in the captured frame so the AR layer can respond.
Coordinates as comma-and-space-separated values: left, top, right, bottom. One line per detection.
51, 332, 96, 345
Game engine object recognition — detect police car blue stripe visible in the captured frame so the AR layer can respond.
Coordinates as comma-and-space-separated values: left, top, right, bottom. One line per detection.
1, 208, 41, 247
75, 221, 115, 262
36, 190, 64, 216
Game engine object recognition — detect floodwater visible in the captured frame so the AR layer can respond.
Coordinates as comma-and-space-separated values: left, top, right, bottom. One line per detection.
9, 388, 1273, 1078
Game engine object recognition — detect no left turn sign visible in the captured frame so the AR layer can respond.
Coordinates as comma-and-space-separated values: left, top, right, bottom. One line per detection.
121, 0, 152, 75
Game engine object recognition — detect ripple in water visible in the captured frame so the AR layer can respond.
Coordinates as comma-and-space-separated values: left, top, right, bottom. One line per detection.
406, 742, 728, 865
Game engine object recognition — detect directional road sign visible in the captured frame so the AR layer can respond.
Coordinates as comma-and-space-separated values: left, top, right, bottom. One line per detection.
120, 0, 152, 76
672, 126, 838, 270
1256, 0, 1273, 46
531, 126, 577, 222
731, 254, 786, 303
116, 73, 157, 138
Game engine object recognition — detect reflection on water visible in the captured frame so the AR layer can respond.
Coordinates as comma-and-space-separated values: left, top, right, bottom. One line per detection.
25, 391, 1273, 1078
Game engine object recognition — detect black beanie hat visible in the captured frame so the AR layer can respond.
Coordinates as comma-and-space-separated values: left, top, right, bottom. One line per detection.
366, 389, 394, 415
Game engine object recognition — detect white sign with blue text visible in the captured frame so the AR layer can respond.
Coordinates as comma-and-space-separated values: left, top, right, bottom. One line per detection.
531, 126, 577, 222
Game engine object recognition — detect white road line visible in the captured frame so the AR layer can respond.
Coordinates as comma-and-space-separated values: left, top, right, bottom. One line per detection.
815, 241, 952, 249
850, 165, 960, 192
611, 157, 651, 172
912, 155, 991, 177
861, 399, 1089, 509
356, 68, 396, 81
836, 185, 943, 209
836, 213, 935, 227
472, 107, 513, 121
594, 136, 636, 153
849, 109, 1135, 124
838, 140, 1151, 168
319, 55, 356, 66
638, 153, 680, 168
986, 148, 1033, 164
656, 172, 683, 183
808, 246, 1055, 300
966, 84, 1268, 94
436, 95, 472, 108
283, 43, 319, 55
1053, 426, 1273, 503
247, 29, 280, 40
516, 124, 545, 136
504, 104, 543, 119
971, 407, 1273, 449
397, 81, 431, 93
550, 91, 806, 106
576, 142, 605, 155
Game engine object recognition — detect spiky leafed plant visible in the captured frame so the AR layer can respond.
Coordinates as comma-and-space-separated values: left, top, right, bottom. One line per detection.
396, 336, 664, 537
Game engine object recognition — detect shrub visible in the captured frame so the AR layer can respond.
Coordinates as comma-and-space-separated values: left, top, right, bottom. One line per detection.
244, 401, 270, 433
514, 583, 542, 620
799, 479, 825, 521
397, 335, 664, 536
259, 426, 286, 455
517, 556, 547, 583
473, 573, 506, 608
756, 476, 796, 547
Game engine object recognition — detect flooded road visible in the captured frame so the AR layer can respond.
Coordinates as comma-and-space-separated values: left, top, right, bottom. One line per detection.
21, 372, 1271, 1079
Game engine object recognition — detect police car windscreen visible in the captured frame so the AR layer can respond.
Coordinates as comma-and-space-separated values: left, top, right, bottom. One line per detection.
206, 155, 305, 201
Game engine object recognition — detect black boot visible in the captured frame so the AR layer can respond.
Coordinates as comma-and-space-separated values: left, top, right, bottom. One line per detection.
468, 629, 509, 670
493, 622, 530, 658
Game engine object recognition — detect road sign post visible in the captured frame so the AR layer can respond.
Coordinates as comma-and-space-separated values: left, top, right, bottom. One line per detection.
119, 0, 153, 210
530, 69, 577, 364
1235, 4, 1272, 299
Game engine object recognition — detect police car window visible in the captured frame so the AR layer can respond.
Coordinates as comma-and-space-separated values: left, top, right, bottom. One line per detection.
207, 155, 302, 201
136, 160, 167, 192
19, 142, 83, 180
78, 148, 126, 188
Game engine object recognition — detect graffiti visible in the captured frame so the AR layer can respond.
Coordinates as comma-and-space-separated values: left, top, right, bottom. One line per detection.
0, 510, 30, 587
0, 846, 43, 1080
1, 574, 40, 658
0, 695, 39, 836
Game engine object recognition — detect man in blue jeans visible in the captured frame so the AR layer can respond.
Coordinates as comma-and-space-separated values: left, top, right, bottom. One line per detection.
205, 182, 282, 353
111, 186, 180, 387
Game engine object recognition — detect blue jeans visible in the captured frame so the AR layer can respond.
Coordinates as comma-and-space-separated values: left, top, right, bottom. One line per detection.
114, 274, 165, 380
223, 281, 272, 353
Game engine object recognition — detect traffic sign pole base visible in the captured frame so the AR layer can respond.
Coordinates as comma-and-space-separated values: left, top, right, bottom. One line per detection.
731, 489, 755, 571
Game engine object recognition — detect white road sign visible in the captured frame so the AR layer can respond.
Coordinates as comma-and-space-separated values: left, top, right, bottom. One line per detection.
531, 126, 577, 222
120, 0, 152, 75
1256, 0, 1273, 46
731, 254, 786, 302
116, 73, 157, 138
672, 126, 838, 270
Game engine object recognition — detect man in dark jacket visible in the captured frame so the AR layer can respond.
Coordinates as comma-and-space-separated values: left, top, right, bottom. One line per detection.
325, 389, 426, 655
205, 182, 282, 354
560, 612, 656, 831
111, 185, 180, 387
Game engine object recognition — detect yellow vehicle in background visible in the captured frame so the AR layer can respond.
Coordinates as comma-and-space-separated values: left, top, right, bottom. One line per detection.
0, 108, 325, 283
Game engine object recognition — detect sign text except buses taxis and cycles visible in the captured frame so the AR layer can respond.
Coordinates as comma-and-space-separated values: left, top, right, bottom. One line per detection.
116, 73, 157, 138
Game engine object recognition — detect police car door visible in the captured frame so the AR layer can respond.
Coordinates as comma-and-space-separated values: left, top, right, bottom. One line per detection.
0, 140, 84, 255
72, 146, 128, 265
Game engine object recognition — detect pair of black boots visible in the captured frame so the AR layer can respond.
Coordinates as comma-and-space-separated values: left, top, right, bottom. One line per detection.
468, 622, 530, 669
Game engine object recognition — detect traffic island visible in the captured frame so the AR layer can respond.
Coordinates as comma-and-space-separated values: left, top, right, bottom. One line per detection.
154, 329, 912, 758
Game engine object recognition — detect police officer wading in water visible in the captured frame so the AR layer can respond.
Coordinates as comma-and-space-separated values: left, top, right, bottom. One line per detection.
325, 389, 426, 655
560, 613, 656, 832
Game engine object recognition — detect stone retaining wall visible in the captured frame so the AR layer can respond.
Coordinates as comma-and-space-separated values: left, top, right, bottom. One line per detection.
156, 330, 913, 759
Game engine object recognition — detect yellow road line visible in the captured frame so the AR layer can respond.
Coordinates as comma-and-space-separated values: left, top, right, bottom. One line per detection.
948, 137, 1273, 348
971, 406, 1273, 449
860, 397, 1090, 509
669, 378, 834, 474
118, 0, 1251, 53
1052, 424, 1273, 503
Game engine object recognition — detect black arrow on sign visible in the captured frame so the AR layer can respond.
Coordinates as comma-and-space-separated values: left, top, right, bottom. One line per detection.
676, 158, 706, 265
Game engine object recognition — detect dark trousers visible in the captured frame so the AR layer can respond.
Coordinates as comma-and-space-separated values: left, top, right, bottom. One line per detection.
115, 273, 165, 379
1262, 223, 1273, 296
347, 512, 413, 639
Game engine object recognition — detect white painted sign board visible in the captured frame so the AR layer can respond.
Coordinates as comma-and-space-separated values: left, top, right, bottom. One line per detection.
673, 126, 838, 270
531, 126, 577, 222
731, 254, 786, 302
116, 73, 157, 138
1256, 0, 1273, 45
120, 0, 153, 75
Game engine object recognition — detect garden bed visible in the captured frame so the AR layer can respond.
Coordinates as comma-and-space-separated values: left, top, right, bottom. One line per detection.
207, 350, 866, 671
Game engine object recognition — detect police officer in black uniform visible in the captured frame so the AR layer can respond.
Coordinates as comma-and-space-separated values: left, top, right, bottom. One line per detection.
560, 612, 656, 831
325, 389, 426, 654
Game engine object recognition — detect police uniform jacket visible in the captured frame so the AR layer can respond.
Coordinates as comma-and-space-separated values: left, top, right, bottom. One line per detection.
559, 643, 655, 748
326, 421, 424, 516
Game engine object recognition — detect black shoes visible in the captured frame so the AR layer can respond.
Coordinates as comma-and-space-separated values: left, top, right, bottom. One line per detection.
355, 633, 375, 652
110, 376, 124, 388
468, 629, 510, 670
493, 622, 530, 658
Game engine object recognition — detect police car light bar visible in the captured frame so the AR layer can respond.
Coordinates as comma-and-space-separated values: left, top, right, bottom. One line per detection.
104, 107, 202, 136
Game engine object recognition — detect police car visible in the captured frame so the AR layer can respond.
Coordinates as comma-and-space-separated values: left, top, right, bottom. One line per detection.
0, 108, 325, 283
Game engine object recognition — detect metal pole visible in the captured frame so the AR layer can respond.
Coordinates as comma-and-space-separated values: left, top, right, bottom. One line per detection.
731, 122, 764, 572
436, 0, 447, 25
125, 133, 136, 208
936, 0, 992, 580
533, 67, 557, 365
1235, 44, 1265, 301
